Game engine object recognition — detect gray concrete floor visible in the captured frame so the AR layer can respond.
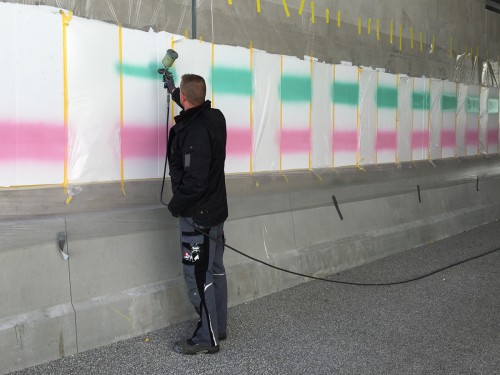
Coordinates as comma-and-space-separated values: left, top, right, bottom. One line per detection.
13, 220, 500, 375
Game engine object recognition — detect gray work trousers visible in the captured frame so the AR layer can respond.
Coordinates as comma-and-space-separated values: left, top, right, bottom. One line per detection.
180, 217, 227, 346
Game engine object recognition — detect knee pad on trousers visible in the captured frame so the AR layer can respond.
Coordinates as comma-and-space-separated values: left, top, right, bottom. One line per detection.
182, 242, 202, 265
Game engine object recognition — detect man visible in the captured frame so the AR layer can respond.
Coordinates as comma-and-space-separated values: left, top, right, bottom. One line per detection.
165, 73, 228, 354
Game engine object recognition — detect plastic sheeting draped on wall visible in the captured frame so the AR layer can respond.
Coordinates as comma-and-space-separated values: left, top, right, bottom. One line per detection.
0, 3, 499, 188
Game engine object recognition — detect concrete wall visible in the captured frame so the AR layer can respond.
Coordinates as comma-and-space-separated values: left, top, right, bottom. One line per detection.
2, 157, 500, 373
2, 0, 499, 81
1, 0, 500, 373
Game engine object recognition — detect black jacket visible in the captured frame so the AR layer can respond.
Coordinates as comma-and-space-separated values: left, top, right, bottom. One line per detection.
167, 93, 228, 227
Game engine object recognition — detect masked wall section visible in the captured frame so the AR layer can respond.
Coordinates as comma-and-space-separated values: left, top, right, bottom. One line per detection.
0, 2, 499, 190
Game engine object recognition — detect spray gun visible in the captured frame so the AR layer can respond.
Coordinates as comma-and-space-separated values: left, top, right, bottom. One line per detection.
158, 49, 178, 90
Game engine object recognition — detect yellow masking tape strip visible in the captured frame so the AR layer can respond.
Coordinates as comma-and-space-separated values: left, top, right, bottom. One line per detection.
326, 8, 330, 24
119, 24, 126, 196
449, 35, 453, 59
420, 32, 423, 52
311, 1, 315, 24
410, 27, 414, 49
280, 55, 283, 172
411, 78, 414, 161
250, 41, 254, 175
367, 18, 371, 34
395, 74, 399, 163
171, 36, 176, 118
427, 78, 431, 160
399, 24, 402, 50
376, 71, 379, 165
211, 42, 215, 107
332, 65, 335, 168
390, 20, 394, 44
358, 17, 362, 35
376, 19, 380, 40
228, 0, 232, 5
60, 10, 72, 198
454, 82, 458, 158
338, 11, 341, 28
199, 36, 202, 42
256, 0, 261, 13
356, 67, 361, 167
309, 55, 313, 170
282, 0, 290, 17
298, 0, 305, 15
185, 29, 188, 39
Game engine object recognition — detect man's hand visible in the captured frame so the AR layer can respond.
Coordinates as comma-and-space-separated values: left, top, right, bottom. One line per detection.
167, 203, 180, 218
163, 70, 176, 94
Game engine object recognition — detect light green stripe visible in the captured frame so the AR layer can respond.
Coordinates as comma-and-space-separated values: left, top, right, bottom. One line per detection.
412, 91, 430, 110
212, 67, 252, 96
333, 82, 359, 106
488, 98, 499, 114
441, 94, 457, 112
281, 75, 311, 102
377, 86, 398, 108
466, 96, 480, 114
115, 62, 158, 80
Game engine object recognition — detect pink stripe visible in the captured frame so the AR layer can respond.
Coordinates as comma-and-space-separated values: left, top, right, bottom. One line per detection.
333, 130, 358, 152
121, 125, 166, 159
227, 127, 252, 156
376, 131, 397, 151
0, 121, 65, 161
411, 130, 429, 150
487, 128, 499, 144
466, 129, 478, 145
441, 129, 456, 148
281, 128, 311, 153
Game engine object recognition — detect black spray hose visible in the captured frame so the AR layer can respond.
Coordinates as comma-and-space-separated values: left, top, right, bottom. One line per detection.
160, 95, 499, 286
182, 220, 499, 286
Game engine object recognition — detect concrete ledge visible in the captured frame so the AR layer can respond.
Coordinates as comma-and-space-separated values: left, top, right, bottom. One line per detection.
1, 158, 500, 373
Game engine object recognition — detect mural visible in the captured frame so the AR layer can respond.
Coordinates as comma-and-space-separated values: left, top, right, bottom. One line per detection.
0, 3, 499, 189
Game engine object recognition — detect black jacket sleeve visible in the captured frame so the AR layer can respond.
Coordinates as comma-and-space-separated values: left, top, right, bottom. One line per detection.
171, 88, 183, 110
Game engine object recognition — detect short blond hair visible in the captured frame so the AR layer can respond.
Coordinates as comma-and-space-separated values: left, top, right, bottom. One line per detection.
180, 74, 206, 106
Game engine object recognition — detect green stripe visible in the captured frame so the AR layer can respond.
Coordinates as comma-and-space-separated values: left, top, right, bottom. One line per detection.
333, 82, 359, 106
466, 96, 480, 114
488, 98, 499, 114
115, 62, 179, 82
441, 94, 457, 112
412, 91, 430, 110
377, 86, 398, 108
281, 75, 311, 102
212, 67, 252, 96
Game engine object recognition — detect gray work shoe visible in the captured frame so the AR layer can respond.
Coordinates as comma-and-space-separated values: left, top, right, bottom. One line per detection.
173, 339, 219, 355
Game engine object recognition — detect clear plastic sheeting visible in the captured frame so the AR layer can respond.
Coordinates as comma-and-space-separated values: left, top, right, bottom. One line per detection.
0, 5, 64, 186
0, 3, 500, 188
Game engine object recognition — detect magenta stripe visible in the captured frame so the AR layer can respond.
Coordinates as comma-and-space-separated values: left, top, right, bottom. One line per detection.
411, 130, 429, 150
441, 129, 456, 148
281, 128, 310, 153
0, 121, 65, 162
487, 128, 499, 145
466, 129, 478, 145
227, 127, 252, 156
376, 131, 397, 151
333, 130, 358, 152
121, 125, 166, 159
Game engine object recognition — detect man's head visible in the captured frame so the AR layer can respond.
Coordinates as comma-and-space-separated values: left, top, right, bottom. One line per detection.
180, 74, 206, 109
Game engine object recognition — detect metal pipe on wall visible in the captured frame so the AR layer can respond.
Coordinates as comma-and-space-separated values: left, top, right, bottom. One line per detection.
192, 0, 196, 39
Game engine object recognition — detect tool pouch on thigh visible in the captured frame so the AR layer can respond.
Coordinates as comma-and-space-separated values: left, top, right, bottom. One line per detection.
181, 231, 204, 265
